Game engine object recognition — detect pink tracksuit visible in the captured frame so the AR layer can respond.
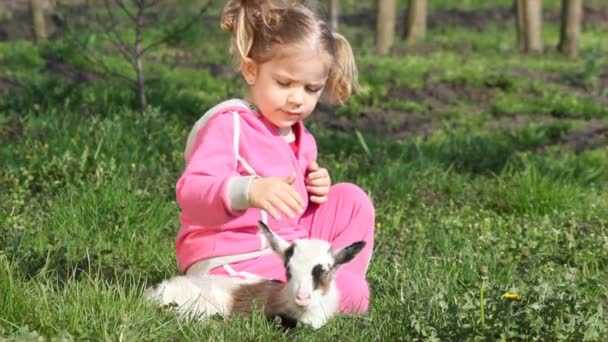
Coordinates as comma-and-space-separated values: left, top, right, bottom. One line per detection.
175, 99, 375, 313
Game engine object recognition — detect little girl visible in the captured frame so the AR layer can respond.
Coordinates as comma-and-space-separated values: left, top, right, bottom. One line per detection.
176, 0, 375, 314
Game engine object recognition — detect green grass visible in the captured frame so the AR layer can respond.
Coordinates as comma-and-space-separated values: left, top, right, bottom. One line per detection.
1, 1, 608, 340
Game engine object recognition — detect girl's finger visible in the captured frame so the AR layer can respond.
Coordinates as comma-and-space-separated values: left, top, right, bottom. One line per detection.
280, 188, 304, 214
284, 185, 304, 207
306, 185, 329, 196
262, 201, 281, 220
269, 196, 296, 219
307, 169, 328, 180
287, 193, 305, 214
307, 177, 330, 187
307, 161, 319, 172
309, 195, 328, 204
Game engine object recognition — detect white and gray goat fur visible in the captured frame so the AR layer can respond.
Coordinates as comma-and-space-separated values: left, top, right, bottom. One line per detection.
146, 221, 366, 329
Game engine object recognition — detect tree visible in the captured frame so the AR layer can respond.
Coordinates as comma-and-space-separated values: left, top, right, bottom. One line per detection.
558, 0, 583, 58
515, 0, 527, 51
376, 0, 396, 54
304, 0, 319, 10
30, 0, 48, 43
404, 0, 427, 44
328, 0, 339, 31
0, 2, 6, 21
515, 0, 543, 53
62, 0, 212, 112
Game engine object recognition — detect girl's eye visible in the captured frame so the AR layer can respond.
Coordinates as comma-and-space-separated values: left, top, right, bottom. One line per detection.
306, 87, 322, 93
277, 80, 290, 87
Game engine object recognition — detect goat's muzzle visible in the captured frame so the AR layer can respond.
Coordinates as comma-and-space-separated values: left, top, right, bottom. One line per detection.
295, 289, 311, 307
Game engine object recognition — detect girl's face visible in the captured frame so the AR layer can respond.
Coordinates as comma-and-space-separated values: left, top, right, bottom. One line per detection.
242, 42, 331, 129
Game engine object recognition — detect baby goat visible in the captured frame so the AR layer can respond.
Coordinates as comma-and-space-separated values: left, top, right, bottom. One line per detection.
147, 221, 366, 329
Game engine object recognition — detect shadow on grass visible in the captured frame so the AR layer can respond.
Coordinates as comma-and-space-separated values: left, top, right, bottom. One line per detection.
317, 120, 574, 177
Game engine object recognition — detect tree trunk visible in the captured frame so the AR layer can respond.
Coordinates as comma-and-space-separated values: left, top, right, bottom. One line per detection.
524, 0, 543, 53
328, 0, 340, 31
405, 0, 427, 44
0, 2, 6, 21
135, 2, 147, 111
304, 0, 319, 11
30, 0, 47, 43
515, 0, 527, 51
558, 0, 583, 58
376, 0, 396, 54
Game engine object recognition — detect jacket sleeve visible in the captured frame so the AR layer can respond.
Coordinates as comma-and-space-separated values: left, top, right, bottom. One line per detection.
300, 125, 319, 173
176, 113, 244, 227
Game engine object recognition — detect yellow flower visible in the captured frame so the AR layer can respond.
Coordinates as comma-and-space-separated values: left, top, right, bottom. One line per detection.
502, 292, 522, 300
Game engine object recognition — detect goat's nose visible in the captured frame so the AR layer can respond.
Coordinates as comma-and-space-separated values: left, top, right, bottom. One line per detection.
296, 290, 310, 300
295, 290, 311, 306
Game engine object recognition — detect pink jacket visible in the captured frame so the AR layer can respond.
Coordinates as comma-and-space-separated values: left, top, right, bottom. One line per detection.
175, 99, 317, 272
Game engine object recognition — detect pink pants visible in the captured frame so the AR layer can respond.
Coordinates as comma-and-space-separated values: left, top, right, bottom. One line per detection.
196, 183, 375, 314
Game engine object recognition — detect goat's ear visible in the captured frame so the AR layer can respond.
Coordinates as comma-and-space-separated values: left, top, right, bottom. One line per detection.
333, 241, 366, 266
258, 221, 290, 254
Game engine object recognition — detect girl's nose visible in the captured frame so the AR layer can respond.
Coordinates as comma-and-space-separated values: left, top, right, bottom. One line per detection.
287, 88, 304, 106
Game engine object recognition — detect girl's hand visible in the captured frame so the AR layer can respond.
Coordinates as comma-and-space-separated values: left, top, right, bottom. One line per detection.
306, 162, 331, 204
249, 173, 304, 220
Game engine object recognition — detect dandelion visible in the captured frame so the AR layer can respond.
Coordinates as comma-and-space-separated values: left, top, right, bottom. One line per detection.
502, 292, 522, 300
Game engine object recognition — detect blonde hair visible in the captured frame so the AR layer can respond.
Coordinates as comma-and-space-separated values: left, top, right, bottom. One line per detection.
220, 0, 359, 104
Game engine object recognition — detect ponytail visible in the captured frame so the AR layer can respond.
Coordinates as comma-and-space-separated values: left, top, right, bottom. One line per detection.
220, 0, 295, 64
325, 33, 359, 104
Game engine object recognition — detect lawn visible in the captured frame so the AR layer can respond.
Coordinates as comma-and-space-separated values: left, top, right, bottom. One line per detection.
1, 1, 607, 341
